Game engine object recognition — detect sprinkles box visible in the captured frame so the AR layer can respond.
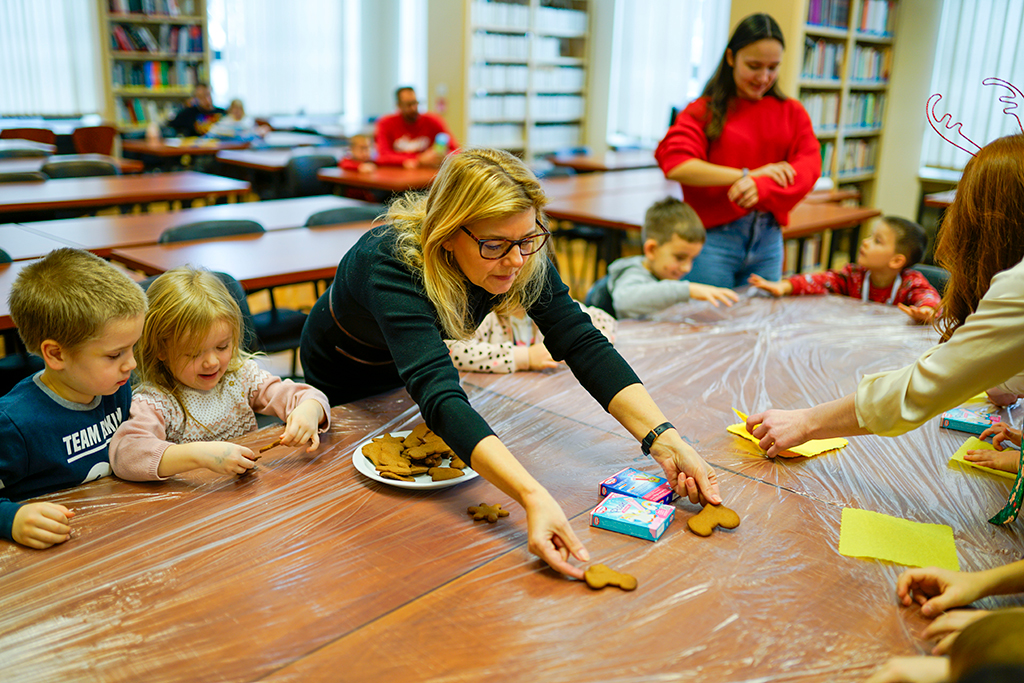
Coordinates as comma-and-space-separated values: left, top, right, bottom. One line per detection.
590, 493, 674, 542
939, 406, 1000, 435
599, 467, 675, 505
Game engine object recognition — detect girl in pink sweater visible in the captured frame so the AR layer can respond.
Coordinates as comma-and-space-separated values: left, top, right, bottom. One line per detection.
110, 267, 330, 481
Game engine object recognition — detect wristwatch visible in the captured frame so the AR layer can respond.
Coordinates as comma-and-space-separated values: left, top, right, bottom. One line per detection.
741, 167, 749, 178
641, 422, 674, 456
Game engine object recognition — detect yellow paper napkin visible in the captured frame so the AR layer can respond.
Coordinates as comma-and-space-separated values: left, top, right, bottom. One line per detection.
839, 508, 959, 571
729, 409, 848, 458
949, 437, 1018, 480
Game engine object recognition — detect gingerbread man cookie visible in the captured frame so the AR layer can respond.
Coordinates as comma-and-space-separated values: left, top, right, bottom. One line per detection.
687, 503, 741, 537
468, 503, 510, 523
584, 564, 638, 591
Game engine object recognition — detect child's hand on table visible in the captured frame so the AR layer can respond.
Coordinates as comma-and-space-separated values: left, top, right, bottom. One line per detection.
192, 442, 259, 475
896, 565, 987, 618
863, 655, 949, 683
528, 343, 559, 371
12, 503, 75, 549
689, 283, 740, 307
921, 608, 991, 655
282, 399, 324, 452
897, 304, 936, 324
747, 274, 792, 297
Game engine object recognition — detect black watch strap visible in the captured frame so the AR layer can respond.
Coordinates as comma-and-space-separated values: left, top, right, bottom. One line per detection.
641, 422, 674, 455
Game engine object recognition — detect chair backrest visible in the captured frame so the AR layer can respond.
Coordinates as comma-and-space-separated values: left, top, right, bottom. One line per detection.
284, 154, 339, 197
0, 248, 12, 264
159, 219, 265, 244
914, 264, 950, 295
0, 148, 49, 159
0, 171, 47, 183
40, 157, 120, 179
534, 165, 576, 180
304, 204, 385, 226
72, 125, 118, 155
584, 275, 617, 319
139, 271, 257, 352
0, 128, 56, 145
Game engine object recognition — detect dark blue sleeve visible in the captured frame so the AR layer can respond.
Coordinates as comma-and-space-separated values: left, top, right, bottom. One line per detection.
0, 412, 28, 541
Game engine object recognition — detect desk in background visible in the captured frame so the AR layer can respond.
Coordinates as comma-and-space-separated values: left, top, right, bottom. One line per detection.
0, 172, 250, 217
0, 153, 144, 175
1, 294, 1020, 681
317, 165, 437, 194
548, 150, 658, 173
9, 195, 367, 257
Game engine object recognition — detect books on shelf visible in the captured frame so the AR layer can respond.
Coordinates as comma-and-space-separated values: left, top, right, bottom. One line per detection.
800, 91, 840, 131
111, 61, 201, 89
109, 0, 188, 16
856, 0, 897, 36
844, 91, 886, 130
111, 23, 202, 54
839, 137, 878, 176
806, 0, 851, 28
802, 38, 845, 81
115, 97, 181, 127
849, 44, 891, 83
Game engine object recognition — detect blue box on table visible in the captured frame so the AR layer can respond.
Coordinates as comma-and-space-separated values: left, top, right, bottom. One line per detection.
590, 492, 675, 542
599, 466, 675, 505
939, 406, 1001, 435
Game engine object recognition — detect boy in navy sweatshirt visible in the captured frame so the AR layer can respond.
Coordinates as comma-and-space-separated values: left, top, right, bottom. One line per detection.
0, 249, 147, 548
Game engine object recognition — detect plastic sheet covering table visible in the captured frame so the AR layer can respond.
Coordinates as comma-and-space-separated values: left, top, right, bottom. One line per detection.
2, 291, 1023, 682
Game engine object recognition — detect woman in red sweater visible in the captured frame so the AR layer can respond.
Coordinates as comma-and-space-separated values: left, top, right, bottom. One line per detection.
655, 13, 821, 289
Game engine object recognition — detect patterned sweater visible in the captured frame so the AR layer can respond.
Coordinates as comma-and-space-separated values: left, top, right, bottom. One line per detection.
109, 360, 330, 481
787, 264, 941, 309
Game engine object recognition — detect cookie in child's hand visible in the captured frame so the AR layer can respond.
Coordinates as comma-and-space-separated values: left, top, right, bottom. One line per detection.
687, 503, 741, 537
584, 564, 637, 591
468, 503, 509, 523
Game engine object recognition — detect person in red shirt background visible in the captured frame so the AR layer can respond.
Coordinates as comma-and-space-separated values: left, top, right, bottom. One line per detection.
655, 13, 821, 289
375, 86, 459, 169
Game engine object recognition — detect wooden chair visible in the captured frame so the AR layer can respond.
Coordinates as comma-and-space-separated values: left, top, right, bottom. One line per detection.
72, 125, 118, 155
158, 220, 309, 377
0, 128, 56, 145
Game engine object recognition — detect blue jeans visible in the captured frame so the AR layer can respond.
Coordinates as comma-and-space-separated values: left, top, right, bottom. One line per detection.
685, 212, 783, 289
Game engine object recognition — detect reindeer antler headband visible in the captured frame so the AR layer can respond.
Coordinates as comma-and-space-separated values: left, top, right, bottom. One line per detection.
927, 77, 1024, 156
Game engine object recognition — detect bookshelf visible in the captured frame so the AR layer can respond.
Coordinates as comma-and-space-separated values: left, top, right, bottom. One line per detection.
730, 0, 898, 274
428, 0, 590, 161
97, 0, 210, 133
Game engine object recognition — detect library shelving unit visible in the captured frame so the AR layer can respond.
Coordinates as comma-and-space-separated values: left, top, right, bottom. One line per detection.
428, 0, 589, 161
96, 0, 210, 133
730, 0, 898, 273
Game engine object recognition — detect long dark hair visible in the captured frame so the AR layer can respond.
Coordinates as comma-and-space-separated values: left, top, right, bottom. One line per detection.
700, 13, 786, 140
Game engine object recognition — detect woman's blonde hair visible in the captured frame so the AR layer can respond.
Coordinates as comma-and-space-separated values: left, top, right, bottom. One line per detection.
386, 147, 551, 339
135, 267, 250, 396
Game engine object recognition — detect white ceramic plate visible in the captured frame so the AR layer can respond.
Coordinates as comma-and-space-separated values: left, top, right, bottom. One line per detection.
352, 430, 479, 490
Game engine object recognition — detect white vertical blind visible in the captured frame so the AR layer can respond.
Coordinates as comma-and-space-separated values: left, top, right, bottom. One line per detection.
607, 0, 731, 147
921, 0, 1024, 170
0, 0, 101, 116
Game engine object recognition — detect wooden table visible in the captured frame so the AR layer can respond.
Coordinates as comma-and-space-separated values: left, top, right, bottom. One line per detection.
548, 150, 658, 173
0, 223, 80, 261
923, 189, 956, 209
15, 195, 375, 256
0, 171, 251, 216
217, 147, 347, 173
2, 294, 1021, 681
122, 138, 251, 158
318, 165, 437, 193
0, 139, 55, 155
109, 221, 374, 290
0, 153, 144, 175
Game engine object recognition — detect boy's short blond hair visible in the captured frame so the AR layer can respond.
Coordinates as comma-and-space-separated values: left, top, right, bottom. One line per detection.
9, 248, 147, 355
641, 197, 705, 246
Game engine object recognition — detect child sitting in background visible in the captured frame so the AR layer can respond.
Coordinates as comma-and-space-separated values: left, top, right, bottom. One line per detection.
206, 99, 269, 140
110, 267, 330, 481
1, 249, 147, 548
446, 302, 615, 373
749, 216, 941, 323
606, 197, 740, 318
339, 134, 378, 173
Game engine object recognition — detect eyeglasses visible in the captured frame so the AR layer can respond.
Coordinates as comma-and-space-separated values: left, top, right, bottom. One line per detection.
460, 220, 551, 260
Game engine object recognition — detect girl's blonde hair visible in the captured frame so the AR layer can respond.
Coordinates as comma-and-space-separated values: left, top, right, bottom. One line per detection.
386, 147, 551, 339
135, 267, 250, 396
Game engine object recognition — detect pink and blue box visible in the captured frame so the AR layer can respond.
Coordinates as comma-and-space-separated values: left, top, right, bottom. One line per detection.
590, 467, 676, 541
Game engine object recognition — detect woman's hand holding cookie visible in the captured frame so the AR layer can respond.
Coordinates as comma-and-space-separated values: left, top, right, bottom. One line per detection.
522, 488, 588, 580
649, 430, 721, 506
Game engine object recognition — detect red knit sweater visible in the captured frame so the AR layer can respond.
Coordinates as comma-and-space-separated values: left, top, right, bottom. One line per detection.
655, 96, 821, 229
374, 111, 459, 162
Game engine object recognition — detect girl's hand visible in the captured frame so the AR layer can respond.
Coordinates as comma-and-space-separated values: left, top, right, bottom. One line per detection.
195, 442, 259, 475
746, 409, 811, 458
864, 656, 949, 683
528, 343, 559, 371
12, 503, 74, 549
896, 566, 985, 617
689, 283, 740, 307
282, 399, 324, 452
727, 176, 758, 208
964, 446, 1021, 474
922, 609, 991, 655
897, 304, 937, 324
748, 274, 792, 297
521, 489, 588, 579
977, 423, 1022, 451
751, 161, 796, 187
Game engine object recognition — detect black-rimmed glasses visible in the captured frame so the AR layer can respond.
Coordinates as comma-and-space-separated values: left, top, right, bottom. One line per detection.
460, 220, 551, 260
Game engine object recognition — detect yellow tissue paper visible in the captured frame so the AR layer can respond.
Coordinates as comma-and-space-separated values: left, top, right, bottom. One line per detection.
729, 409, 848, 458
839, 508, 959, 571
949, 437, 1018, 480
